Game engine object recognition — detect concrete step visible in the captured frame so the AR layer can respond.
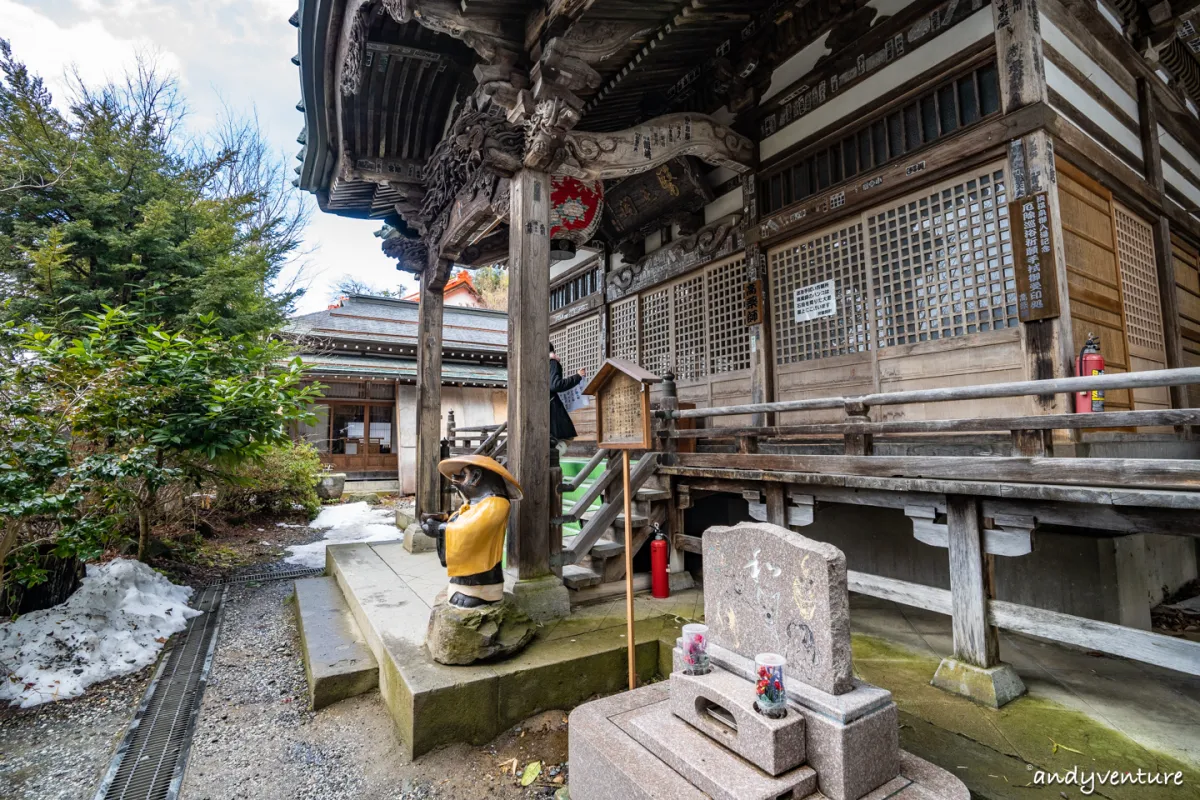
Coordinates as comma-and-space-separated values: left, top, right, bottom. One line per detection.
562, 564, 603, 589
294, 576, 378, 710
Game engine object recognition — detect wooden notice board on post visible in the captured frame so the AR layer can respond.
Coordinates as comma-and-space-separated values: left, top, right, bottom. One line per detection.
582, 359, 661, 690
584, 359, 661, 450
1009, 191, 1061, 322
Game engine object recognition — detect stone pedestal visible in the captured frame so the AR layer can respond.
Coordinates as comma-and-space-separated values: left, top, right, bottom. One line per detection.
425, 592, 535, 665
506, 572, 570, 622
931, 658, 1026, 709
403, 523, 437, 553
315, 473, 346, 500
569, 523, 969, 800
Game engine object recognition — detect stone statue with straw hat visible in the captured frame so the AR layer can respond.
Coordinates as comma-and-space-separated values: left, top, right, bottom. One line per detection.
420, 455, 536, 663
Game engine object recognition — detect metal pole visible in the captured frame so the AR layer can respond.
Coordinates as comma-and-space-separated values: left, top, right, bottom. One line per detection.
623, 449, 636, 690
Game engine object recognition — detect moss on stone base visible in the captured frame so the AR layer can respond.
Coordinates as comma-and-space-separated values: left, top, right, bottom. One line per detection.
852, 633, 1200, 800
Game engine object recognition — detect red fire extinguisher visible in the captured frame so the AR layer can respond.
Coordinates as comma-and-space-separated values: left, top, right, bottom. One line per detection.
1074, 333, 1105, 413
650, 524, 670, 599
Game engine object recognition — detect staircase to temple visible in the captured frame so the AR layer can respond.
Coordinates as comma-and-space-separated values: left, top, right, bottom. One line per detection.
555, 452, 681, 596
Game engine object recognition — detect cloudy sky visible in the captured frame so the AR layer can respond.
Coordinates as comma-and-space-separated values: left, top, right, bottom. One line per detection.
3, 0, 415, 314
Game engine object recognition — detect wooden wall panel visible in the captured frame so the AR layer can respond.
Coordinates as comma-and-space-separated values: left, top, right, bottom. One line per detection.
876, 330, 1026, 420
1174, 235, 1200, 408
1113, 204, 1169, 410
1057, 160, 1132, 410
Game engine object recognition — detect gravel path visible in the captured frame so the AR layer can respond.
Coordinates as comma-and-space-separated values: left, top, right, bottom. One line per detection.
180, 580, 569, 800
0, 668, 151, 800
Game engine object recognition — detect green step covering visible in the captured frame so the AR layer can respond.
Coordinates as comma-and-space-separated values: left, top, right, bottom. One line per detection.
559, 458, 605, 536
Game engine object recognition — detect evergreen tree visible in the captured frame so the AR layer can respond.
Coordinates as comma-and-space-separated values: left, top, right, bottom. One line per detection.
0, 41, 307, 336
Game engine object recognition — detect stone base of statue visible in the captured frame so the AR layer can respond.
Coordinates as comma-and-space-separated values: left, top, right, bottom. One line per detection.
425, 591, 536, 665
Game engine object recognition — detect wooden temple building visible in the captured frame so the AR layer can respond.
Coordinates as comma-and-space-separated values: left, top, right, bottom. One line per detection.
285, 293, 508, 488
291, 0, 1200, 701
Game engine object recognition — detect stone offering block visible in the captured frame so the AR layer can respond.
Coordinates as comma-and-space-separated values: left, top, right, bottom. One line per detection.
704, 522, 854, 695
670, 668, 806, 776
425, 592, 535, 665
626, 701, 818, 800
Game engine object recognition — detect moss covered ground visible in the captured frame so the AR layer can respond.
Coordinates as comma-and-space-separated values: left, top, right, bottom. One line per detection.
852, 633, 1200, 799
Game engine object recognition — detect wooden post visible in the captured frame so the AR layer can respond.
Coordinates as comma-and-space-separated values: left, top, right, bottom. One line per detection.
843, 401, 873, 456
446, 409, 457, 452
506, 169, 554, 580
415, 266, 447, 520
659, 373, 686, 574
622, 449, 636, 690
765, 483, 787, 527
1138, 78, 1188, 413
946, 496, 1000, 668
394, 378, 404, 493
993, 0, 1074, 414
549, 448, 563, 578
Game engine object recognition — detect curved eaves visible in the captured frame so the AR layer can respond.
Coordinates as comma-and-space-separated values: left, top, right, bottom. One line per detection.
297, 0, 336, 195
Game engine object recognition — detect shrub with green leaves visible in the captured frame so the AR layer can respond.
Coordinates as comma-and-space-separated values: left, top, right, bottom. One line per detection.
217, 441, 323, 518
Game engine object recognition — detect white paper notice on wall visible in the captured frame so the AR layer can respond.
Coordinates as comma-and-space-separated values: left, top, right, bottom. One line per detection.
558, 383, 590, 413
794, 279, 837, 323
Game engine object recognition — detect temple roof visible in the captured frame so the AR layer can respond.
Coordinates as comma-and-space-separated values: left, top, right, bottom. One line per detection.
284, 294, 508, 356
297, 353, 508, 386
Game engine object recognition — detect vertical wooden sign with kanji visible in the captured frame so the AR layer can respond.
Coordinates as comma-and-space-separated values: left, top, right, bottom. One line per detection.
1010, 191, 1061, 322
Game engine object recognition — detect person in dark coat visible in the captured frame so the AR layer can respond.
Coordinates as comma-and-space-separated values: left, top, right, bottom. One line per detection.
550, 342, 586, 450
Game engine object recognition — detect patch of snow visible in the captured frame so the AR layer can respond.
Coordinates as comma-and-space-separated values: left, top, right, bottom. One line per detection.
274, 522, 307, 529
0, 559, 201, 708
284, 502, 399, 569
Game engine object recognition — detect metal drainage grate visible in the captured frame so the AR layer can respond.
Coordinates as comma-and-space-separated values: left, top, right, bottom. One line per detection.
208, 565, 323, 587
93, 585, 226, 800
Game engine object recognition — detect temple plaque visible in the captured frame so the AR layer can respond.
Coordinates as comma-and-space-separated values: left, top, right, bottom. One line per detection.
1009, 191, 1061, 322
583, 359, 662, 450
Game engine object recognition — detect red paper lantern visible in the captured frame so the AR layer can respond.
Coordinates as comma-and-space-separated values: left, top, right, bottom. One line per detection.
549, 175, 604, 245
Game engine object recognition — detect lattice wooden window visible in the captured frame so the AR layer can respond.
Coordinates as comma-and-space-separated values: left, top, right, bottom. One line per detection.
769, 224, 870, 364
868, 168, 1015, 347
559, 314, 603, 378
609, 296, 639, 362
640, 288, 673, 376
706, 255, 751, 374
673, 274, 708, 382
1114, 204, 1164, 353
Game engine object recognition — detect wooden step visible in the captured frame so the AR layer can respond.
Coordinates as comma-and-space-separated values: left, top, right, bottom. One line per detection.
635, 488, 671, 502
562, 564, 603, 589
588, 540, 624, 560
581, 510, 649, 528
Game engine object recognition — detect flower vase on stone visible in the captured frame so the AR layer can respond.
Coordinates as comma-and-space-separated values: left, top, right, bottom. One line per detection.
681, 624, 710, 675
754, 653, 787, 718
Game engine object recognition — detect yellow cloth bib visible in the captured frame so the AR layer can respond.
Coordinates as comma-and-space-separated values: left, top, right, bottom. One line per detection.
444, 496, 510, 577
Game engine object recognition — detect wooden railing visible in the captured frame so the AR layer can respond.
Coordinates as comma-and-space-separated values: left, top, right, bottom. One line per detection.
651, 366, 1200, 680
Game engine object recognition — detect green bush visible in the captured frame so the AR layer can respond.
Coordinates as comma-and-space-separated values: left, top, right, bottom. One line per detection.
217, 441, 322, 518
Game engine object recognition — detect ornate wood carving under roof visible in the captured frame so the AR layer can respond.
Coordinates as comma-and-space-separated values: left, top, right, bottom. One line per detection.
602, 157, 713, 250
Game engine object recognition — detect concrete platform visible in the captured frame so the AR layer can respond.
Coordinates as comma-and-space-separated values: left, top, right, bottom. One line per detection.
323, 540, 704, 758
569, 684, 968, 800
294, 577, 378, 710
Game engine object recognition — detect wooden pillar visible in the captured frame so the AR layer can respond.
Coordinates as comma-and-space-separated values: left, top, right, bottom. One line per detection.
743, 176, 774, 427
994, 0, 1074, 413
394, 378, 404, 493
506, 168, 554, 580
415, 266, 446, 520
764, 484, 787, 527
946, 496, 1000, 668
659, 373, 686, 573
1138, 78, 1188, 411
